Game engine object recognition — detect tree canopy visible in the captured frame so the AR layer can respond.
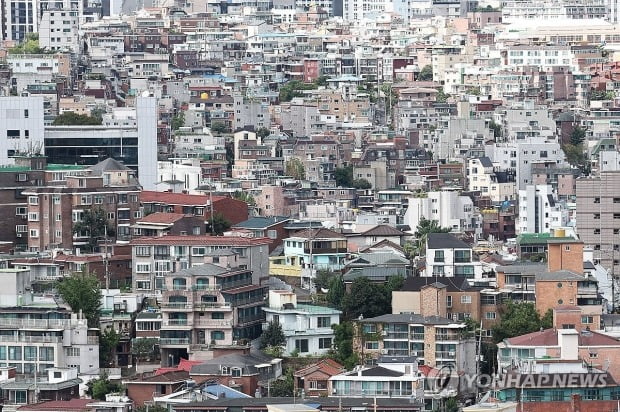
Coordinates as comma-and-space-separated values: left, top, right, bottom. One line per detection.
232, 190, 256, 206
208, 212, 231, 235
285, 158, 306, 180
86, 373, 123, 400
418, 65, 433, 81
131, 338, 159, 362
334, 166, 372, 189
53, 112, 103, 126
405, 217, 452, 259
100, 328, 120, 367
492, 301, 553, 343
279, 80, 319, 102
9, 33, 49, 55
260, 320, 286, 349
342, 276, 404, 320
330, 322, 358, 369
56, 271, 101, 327
570, 125, 586, 146
72, 206, 114, 252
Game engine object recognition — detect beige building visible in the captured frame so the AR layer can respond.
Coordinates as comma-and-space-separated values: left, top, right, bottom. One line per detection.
467, 157, 516, 202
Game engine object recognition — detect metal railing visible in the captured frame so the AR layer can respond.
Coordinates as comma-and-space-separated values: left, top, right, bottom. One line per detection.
0, 335, 62, 343
160, 338, 190, 345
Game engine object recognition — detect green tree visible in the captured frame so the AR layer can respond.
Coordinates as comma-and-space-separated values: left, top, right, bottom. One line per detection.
590, 90, 615, 101
87, 373, 123, 400
53, 112, 103, 126
562, 144, 590, 176
489, 121, 503, 139
334, 166, 354, 187
315, 269, 333, 291
232, 190, 256, 206
131, 337, 158, 364
72, 206, 114, 252
260, 320, 286, 349
270, 368, 295, 397
279, 80, 318, 102
329, 322, 358, 369
418, 65, 433, 81
541, 308, 553, 329
100, 328, 120, 367
492, 301, 549, 344
256, 127, 270, 139
342, 277, 389, 319
326, 275, 345, 309
285, 158, 306, 180
210, 122, 228, 135
9, 33, 48, 54
445, 397, 459, 412
314, 75, 328, 87
352, 178, 372, 189
171, 111, 185, 131
570, 125, 586, 146
436, 89, 449, 103
411, 217, 451, 258
208, 212, 231, 235
56, 272, 101, 327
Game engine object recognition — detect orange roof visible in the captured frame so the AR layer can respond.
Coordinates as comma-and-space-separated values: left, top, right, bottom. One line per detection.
18, 399, 92, 411
155, 358, 202, 375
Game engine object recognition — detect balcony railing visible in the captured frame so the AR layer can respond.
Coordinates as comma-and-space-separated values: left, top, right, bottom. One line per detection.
88, 336, 99, 345
0, 335, 62, 343
160, 338, 190, 346
435, 333, 461, 341
269, 264, 302, 277
164, 319, 189, 326
436, 351, 457, 360
410, 333, 425, 340
162, 303, 193, 309
384, 331, 409, 340
0, 318, 73, 329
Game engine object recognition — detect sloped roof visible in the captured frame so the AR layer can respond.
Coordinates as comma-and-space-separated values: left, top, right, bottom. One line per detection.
89, 157, 131, 173
233, 216, 291, 229
478, 157, 493, 168
125, 370, 190, 384
535, 270, 585, 281
18, 399, 92, 412
359, 239, 405, 254
291, 227, 345, 240
137, 212, 190, 225
130, 235, 272, 246
359, 225, 406, 237
294, 359, 344, 378
343, 267, 407, 282
141, 190, 228, 206
361, 313, 454, 325
399, 276, 476, 292
505, 329, 620, 347
427, 233, 470, 249
190, 352, 277, 376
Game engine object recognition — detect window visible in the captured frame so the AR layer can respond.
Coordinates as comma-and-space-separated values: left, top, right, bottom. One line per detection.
14, 390, 26, 404
461, 295, 472, 304
136, 280, 151, 290
317, 317, 331, 328
66, 347, 80, 357
15, 207, 26, 216
39, 347, 54, 361
7, 130, 20, 139
8, 346, 21, 360
16, 173, 27, 182
267, 230, 278, 239
446, 295, 452, 308
365, 341, 379, 350
211, 331, 225, 341
28, 212, 39, 222
24, 346, 36, 361
135, 246, 151, 256
80, 195, 92, 205
295, 339, 309, 353
434, 250, 444, 262
485, 312, 496, 320
582, 316, 594, 324
594, 197, 600, 203
232, 368, 241, 377
136, 264, 151, 273
28, 196, 38, 205
29, 229, 39, 238
318, 337, 332, 349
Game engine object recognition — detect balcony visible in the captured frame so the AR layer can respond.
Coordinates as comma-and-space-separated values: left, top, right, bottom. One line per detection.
194, 302, 232, 310
163, 319, 190, 327
0, 318, 73, 329
0, 335, 62, 343
160, 338, 190, 346
384, 331, 409, 340
435, 333, 461, 342
269, 263, 302, 277
194, 319, 232, 328
192, 285, 221, 292
436, 351, 457, 360
88, 335, 99, 345
162, 302, 193, 310
410, 333, 425, 340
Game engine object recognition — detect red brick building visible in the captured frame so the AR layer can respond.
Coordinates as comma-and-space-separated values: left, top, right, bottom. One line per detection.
123, 370, 190, 406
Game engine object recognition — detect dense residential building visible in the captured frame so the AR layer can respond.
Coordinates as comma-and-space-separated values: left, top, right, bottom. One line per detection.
22, 158, 141, 252
263, 290, 341, 356
423, 233, 488, 284
159, 264, 267, 364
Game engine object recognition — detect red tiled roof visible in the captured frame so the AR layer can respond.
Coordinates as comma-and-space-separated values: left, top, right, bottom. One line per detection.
155, 358, 202, 375
291, 228, 346, 240
130, 235, 272, 246
141, 191, 228, 205
294, 359, 344, 378
137, 212, 192, 224
506, 329, 620, 347
18, 399, 92, 411
125, 370, 190, 384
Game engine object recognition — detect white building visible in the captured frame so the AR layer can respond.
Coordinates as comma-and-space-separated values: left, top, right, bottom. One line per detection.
262, 290, 341, 356
423, 233, 486, 282
157, 159, 202, 192
39, 10, 79, 52
0, 97, 45, 165
518, 185, 569, 234
467, 157, 516, 202
501, 0, 608, 23
404, 189, 476, 233
44, 97, 158, 190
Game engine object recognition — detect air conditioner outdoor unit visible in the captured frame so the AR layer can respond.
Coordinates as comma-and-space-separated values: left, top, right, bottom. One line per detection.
16, 234, 22, 237
515, 284, 522, 289
411, 351, 418, 356
381, 349, 388, 354
449, 351, 456, 357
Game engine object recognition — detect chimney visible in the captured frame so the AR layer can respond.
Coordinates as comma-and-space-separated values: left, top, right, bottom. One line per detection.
570, 393, 581, 412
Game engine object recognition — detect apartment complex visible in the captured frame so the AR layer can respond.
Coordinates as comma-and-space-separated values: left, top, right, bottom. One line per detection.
159, 264, 267, 364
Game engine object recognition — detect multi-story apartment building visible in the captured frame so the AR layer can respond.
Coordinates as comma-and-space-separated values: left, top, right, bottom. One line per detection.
575, 171, 620, 272
263, 290, 341, 356
22, 158, 142, 253
518, 185, 569, 234
352, 313, 476, 373
404, 189, 476, 234
423, 233, 488, 284
467, 157, 516, 203
159, 264, 267, 364
130, 235, 271, 291
0, 97, 45, 165
0, 269, 99, 376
